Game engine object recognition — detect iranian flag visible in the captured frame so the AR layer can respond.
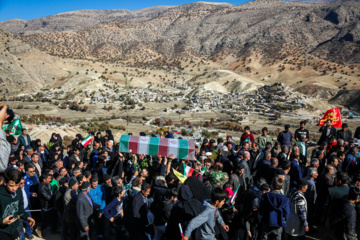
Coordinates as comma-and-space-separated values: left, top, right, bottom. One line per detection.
119, 135, 195, 160
183, 164, 194, 177
81, 134, 92, 147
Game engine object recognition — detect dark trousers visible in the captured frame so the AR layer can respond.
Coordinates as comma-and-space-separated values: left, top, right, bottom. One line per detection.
104, 218, 129, 240
40, 209, 56, 231
284, 233, 305, 240
77, 221, 97, 240
0, 231, 19, 240
57, 210, 66, 239
66, 221, 79, 240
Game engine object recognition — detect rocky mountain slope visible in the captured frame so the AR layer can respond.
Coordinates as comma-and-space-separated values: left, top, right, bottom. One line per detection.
14, 1, 360, 65
0, 6, 175, 35
0, 30, 67, 94
329, 89, 360, 111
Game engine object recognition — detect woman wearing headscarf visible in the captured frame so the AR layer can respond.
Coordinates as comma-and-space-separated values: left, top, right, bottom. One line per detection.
15, 147, 24, 161
165, 185, 202, 240
104, 130, 114, 142
49, 133, 58, 143
184, 176, 211, 203
72, 134, 83, 148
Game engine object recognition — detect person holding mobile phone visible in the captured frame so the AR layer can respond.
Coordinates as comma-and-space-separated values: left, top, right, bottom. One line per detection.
0, 105, 11, 172
0, 169, 35, 240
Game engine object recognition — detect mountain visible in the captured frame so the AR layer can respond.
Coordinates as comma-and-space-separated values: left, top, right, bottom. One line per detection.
0, 30, 67, 94
1, 1, 359, 98
0, 6, 176, 35
15, 1, 360, 65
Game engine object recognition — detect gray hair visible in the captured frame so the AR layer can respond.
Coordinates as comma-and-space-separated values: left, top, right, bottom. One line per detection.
337, 139, 344, 145
310, 158, 319, 166
25, 148, 33, 153
308, 167, 318, 178
264, 151, 271, 160
281, 145, 289, 152
350, 147, 358, 154
55, 159, 62, 167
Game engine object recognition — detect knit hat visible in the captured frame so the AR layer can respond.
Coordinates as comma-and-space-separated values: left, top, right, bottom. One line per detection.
348, 187, 360, 200
68, 177, 78, 188
80, 181, 90, 191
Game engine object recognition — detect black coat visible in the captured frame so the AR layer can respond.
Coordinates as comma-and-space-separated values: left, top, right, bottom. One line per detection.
165, 186, 202, 240
318, 126, 337, 144
132, 192, 149, 229
337, 129, 353, 142
325, 198, 357, 240
38, 182, 53, 210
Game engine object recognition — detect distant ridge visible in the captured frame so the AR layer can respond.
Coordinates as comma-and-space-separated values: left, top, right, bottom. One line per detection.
0, 6, 176, 35
13, 1, 360, 64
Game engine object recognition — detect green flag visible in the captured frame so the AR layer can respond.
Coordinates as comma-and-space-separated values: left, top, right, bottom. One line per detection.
2, 118, 22, 135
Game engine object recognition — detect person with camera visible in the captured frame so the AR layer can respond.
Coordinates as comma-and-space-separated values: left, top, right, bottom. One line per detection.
0, 105, 12, 172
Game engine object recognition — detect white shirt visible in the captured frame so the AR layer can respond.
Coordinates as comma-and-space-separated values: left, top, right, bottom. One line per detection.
22, 187, 28, 209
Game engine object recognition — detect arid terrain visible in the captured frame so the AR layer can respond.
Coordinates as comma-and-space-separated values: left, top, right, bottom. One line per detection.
0, 0, 360, 144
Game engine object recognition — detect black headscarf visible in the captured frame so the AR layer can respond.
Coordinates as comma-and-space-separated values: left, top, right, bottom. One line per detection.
165, 185, 202, 240
50, 133, 58, 143
184, 176, 212, 203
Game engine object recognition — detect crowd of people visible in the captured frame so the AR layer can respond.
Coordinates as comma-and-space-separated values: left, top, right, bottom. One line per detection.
1, 104, 360, 240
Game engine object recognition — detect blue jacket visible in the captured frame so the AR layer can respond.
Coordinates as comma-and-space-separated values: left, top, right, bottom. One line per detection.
260, 191, 290, 228
103, 197, 123, 220
24, 174, 39, 199
289, 159, 302, 188
89, 185, 106, 211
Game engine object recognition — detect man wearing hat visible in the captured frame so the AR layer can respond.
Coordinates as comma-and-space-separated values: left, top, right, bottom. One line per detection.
77, 181, 96, 240
284, 178, 309, 239
325, 187, 360, 240
64, 177, 79, 240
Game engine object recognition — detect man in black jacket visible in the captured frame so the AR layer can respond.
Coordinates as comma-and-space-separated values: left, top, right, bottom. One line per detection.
55, 178, 68, 240
337, 123, 353, 145
37, 173, 55, 237
325, 187, 360, 240
318, 119, 337, 145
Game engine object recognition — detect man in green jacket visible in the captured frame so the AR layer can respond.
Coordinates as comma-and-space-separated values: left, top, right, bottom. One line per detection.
258, 127, 273, 150
0, 169, 35, 240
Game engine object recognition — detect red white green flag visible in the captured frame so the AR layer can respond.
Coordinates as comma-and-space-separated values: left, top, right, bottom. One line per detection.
81, 134, 92, 147
183, 164, 194, 177
119, 135, 195, 160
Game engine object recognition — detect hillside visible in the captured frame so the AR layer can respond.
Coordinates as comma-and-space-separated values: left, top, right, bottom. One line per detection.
14, 1, 360, 65
0, 30, 67, 94
0, 6, 175, 35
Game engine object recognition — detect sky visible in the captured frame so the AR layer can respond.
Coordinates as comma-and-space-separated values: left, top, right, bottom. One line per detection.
0, 0, 249, 22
